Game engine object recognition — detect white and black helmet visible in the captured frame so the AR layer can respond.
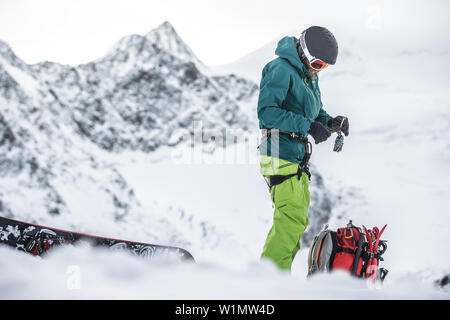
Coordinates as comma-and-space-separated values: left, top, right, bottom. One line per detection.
298, 26, 338, 65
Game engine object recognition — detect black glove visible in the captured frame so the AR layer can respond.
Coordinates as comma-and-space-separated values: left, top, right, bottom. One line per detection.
328, 116, 349, 136
308, 121, 331, 144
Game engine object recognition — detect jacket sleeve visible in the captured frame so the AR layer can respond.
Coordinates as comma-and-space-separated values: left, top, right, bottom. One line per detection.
257, 63, 313, 136
315, 107, 332, 128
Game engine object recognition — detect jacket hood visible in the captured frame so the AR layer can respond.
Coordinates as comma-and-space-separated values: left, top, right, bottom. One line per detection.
275, 36, 310, 77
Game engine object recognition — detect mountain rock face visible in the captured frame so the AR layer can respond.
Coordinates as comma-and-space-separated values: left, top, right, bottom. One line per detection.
0, 21, 332, 247
26, 22, 257, 153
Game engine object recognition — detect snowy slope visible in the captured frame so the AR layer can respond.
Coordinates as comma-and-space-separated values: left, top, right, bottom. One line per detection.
211, 1, 450, 294
212, 40, 277, 84
1, 7, 450, 300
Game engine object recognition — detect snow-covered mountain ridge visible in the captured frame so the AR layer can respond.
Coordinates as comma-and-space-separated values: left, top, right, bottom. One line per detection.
17, 22, 257, 153
0, 20, 262, 244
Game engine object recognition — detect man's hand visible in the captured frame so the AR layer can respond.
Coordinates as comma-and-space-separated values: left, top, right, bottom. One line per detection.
308, 121, 331, 144
328, 116, 349, 136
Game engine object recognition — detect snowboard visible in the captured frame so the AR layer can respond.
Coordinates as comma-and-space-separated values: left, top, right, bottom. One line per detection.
0, 216, 195, 262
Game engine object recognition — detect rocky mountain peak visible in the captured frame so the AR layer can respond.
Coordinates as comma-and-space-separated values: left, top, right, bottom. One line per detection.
0, 40, 28, 71
145, 21, 203, 67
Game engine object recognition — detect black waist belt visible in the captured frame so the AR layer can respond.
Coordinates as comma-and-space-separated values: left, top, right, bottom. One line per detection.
268, 164, 311, 188
262, 128, 308, 144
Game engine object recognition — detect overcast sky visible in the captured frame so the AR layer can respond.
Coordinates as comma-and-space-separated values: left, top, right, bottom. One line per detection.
0, 0, 448, 66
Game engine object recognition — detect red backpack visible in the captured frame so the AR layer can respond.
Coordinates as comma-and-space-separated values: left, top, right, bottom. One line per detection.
307, 220, 388, 282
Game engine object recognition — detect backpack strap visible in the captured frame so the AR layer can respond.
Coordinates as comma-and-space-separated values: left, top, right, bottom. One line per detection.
328, 231, 338, 271
336, 247, 356, 255
307, 225, 330, 276
351, 231, 366, 277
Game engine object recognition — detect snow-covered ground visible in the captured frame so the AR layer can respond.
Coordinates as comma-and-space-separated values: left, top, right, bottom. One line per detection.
1, 0, 450, 299
0, 244, 444, 299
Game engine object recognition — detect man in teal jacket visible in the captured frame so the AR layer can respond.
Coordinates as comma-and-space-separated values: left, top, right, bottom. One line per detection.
258, 26, 349, 271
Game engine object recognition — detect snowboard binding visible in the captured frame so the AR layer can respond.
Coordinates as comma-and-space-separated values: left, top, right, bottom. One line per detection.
19, 226, 71, 256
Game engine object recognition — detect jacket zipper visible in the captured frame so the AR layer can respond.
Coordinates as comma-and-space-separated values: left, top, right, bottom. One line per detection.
305, 81, 319, 116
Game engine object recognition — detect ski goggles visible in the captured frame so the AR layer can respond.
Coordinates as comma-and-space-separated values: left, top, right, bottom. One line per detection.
309, 59, 329, 70
299, 33, 330, 71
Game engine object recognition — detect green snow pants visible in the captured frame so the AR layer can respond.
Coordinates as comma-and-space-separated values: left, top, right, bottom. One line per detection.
260, 155, 310, 271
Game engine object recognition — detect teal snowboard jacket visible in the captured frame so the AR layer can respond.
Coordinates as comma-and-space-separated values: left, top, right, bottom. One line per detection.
257, 36, 333, 164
